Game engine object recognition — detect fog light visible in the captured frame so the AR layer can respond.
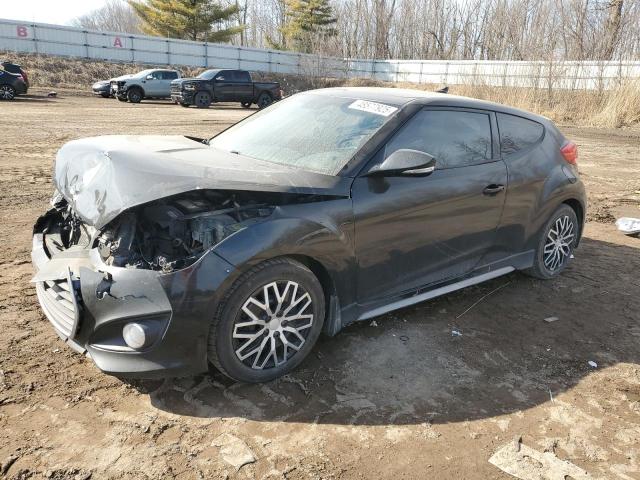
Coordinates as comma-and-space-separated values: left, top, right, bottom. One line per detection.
122, 323, 149, 349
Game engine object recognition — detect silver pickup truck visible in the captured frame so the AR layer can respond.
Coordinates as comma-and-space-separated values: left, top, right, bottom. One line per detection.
111, 69, 181, 103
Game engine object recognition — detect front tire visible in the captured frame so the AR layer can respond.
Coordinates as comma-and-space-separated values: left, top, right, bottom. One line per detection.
0, 85, 16, 100
208, 258, 325, 383
194, 91, 211, 108
127, 88, 143, 103
526, 205, 578, 279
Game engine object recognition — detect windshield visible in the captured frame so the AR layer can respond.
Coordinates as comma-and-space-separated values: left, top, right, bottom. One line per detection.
197, 69, 219, 80
209, 93, 396, 175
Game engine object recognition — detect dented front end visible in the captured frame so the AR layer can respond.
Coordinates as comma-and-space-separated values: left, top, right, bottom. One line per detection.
30, 189, 284, 377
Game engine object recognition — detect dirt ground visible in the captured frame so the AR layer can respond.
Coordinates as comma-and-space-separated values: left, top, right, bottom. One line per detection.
0, 91, 639, 480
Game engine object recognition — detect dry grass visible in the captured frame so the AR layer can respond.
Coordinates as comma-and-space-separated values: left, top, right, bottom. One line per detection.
3, 51, 639, 128
588, 80, 640, 128
449, 80, 640, 128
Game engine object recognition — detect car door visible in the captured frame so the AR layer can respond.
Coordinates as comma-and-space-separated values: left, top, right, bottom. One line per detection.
158, 71, 177, 97
233, 70, 254, 102
213, 70, 235, 101
143, 70, 162, 96
352, 108, 508, 304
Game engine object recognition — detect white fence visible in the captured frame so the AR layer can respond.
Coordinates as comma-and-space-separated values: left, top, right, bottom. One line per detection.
2, 18, 639, 90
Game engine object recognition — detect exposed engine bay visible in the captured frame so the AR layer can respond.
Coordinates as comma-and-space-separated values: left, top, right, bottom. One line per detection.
41, 190, 317, 272
97, 190, 276, 271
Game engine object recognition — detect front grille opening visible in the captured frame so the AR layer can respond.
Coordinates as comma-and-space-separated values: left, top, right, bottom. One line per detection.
36, 276, 81, 339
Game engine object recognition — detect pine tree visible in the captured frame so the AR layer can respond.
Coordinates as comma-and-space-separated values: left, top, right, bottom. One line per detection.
278, 0, 337, 53
128, 0, 244, 43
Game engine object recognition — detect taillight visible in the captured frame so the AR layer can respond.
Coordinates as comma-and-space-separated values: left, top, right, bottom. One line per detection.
560, 141, 578, 165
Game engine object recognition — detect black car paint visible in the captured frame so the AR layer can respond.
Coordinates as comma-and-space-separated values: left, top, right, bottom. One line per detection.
0, 69, 28, 96
32, 88, 586, 378
170, 69, 281, 106
1, 61, 29, 90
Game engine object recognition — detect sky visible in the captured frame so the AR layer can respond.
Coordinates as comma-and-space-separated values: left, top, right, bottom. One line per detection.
1, 0, 109, 26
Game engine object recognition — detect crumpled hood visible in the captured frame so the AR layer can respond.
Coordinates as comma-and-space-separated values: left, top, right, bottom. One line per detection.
54, 135, 350, 229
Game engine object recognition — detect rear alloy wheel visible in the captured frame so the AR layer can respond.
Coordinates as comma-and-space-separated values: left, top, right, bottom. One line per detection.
127, 88, 143, 103
194, 91, 211, 108
241, 101, 252, 109
257, 92, 273, 109
0, 85, 16, 100
209, 258, 325, 383
526, 205, 578, 279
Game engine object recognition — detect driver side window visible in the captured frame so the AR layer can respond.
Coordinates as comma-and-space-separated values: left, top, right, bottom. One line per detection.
384, 110, 493, 169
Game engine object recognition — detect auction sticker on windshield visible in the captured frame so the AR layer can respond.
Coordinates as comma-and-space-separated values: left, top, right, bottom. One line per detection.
348, 99, 398, 117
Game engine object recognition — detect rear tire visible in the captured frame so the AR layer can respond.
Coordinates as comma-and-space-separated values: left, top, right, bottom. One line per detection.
208, 258, 325, 383
0, 84, 16, 100
117, 95, 128, 102
194, 91, 211, 108
257, 92, 273, 109
525, 204, 578, 280
180, 102, 190, 108
127, 88, 143, 103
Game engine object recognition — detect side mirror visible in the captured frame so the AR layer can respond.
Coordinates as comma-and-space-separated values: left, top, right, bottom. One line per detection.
146, 74, 154, 80
368, 149, 436, 176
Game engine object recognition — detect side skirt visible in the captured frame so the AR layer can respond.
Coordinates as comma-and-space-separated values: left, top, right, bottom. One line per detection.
357, 266, 515, 321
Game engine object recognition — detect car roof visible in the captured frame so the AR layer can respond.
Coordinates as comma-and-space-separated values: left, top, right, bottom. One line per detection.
309, 87, 549, 123
139, 68, 177, 73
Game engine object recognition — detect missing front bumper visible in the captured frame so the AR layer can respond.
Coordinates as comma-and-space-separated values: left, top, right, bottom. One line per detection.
31, 210, 236, 378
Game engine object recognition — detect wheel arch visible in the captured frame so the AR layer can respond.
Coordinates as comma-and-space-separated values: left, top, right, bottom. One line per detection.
562, 197, 585, 246
211, 214, 356, 335
287, 254, 341, 336
128, 84, 145, 96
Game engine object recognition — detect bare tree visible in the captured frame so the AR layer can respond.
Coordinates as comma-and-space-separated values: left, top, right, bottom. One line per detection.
210, 0, 640, 61
72, 0, 141, 34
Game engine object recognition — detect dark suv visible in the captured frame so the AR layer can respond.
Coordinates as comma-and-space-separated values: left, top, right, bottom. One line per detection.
0, 66, 28, 100
1, 61, 29, 90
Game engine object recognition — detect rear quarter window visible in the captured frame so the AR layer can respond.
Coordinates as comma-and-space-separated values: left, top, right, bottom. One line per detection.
497, 113, 544, 156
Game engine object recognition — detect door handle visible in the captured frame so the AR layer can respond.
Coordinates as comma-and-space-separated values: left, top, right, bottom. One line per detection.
483, 184, 505, 195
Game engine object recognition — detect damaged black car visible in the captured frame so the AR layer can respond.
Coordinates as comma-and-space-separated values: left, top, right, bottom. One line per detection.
32, 88, 586, 383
